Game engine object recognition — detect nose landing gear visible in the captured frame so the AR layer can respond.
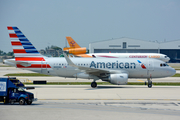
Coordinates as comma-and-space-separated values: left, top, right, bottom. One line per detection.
147, 78, 152, 88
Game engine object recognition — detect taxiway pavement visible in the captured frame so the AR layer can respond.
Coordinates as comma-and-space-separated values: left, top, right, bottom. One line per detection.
1, 85, 180, 120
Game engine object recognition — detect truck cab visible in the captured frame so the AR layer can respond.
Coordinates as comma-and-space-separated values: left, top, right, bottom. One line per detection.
0, 77, 36, 105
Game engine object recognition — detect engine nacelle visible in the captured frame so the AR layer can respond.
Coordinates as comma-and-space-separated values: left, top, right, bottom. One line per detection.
108, 74, 128, 85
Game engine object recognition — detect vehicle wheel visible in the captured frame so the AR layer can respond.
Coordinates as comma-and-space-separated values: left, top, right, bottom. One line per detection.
91, 82, 97, 88
19, 98, 25, 105
27, 101, 32, 105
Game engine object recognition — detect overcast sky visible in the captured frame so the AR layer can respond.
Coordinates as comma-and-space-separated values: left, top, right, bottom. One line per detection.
0, 0, 180, 52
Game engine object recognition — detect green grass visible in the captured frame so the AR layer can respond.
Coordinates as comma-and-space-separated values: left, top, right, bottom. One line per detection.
23, 82, 180, 86
4, 73, 51, 76
0, 65, 13, 67
175, 69, 180, 70
172, 73, 180, 77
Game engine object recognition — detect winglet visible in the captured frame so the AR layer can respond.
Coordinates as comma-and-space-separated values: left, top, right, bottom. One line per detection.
63, 52, 77, 67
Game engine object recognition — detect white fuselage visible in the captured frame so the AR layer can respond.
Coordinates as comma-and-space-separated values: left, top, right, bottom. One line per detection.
87, 53, 170, 62
6, 57, 175, 80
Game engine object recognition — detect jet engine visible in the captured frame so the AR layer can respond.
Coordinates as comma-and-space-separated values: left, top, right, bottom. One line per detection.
63, 47, 86, 54
103, 73, 128, 85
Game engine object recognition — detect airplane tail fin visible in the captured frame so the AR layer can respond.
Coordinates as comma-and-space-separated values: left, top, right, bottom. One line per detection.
7, 26, 45, 61
66, 36, 81, 48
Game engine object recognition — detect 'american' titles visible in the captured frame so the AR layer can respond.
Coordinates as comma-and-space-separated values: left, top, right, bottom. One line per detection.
90, 61, 136, 69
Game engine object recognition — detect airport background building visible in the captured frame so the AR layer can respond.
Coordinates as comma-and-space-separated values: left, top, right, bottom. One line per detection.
89, 37, 180, 63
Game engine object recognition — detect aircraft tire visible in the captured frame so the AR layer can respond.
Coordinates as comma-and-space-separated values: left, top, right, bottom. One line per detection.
91, 82, 97, 88
148, 83, 152, 88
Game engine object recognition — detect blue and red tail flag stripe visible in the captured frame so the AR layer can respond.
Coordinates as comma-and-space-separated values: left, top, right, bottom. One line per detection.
7, 26, 45, 62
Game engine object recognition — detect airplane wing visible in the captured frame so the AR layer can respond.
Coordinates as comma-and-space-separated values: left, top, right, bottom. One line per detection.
63, 52, 128, 77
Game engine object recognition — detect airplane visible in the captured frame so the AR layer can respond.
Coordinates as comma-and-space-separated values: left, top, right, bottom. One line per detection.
5, 26, 176, 88
63, 36, 170, 62
63, 37, 89, 57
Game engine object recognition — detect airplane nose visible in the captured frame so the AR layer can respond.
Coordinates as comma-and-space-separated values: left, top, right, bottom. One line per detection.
167, 57, 170, 61
170, 68, 176, 76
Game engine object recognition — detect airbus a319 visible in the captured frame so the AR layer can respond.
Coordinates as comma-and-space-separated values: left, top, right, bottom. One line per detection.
5, 26, 176, 88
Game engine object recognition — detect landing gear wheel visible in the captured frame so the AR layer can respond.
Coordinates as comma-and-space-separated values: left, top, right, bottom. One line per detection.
91, 82, 97, 88
148, 84, 152, 88
148, 81, 152, 88
19, 98, 25, 105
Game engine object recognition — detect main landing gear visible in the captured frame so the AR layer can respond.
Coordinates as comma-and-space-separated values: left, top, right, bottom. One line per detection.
91, 82, 97, 88
91, 78, 99, 88
145, 78, 152, 88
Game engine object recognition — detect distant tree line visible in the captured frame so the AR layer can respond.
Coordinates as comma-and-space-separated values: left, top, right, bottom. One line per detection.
0, 45, 62, 58
45, 45, 62, 51
0, 50, 14, 56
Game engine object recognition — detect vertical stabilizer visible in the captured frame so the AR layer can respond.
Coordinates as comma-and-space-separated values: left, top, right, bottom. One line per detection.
7, 26, 45, 61
66, 36, 81, 48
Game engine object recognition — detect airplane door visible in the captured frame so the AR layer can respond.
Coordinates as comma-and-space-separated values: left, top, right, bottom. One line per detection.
147, 60, 154, 77
148, 60, 154, 70
41, 61, 48, 74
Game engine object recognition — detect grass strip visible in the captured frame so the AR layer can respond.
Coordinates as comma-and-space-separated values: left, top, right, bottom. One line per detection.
175, 69, 180, 70
0, 65, 13, 67
4, 73, 51, 76
172, 73, 180, 77
23, 82, 180, 86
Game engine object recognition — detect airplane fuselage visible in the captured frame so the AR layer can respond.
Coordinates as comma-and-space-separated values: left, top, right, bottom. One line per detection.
87, 53, 170, 62
12, 57, 175, 79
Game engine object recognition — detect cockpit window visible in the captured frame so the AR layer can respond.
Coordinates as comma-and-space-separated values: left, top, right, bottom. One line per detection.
18, 88, 25, 92
160, 63, 169, 67
164, 56, 167, 58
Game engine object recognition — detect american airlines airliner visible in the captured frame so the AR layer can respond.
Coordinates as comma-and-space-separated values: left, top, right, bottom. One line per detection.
5, 26, 175, 88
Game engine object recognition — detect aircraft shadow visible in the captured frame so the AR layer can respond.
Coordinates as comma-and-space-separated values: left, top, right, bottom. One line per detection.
86, 85, 178, 90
